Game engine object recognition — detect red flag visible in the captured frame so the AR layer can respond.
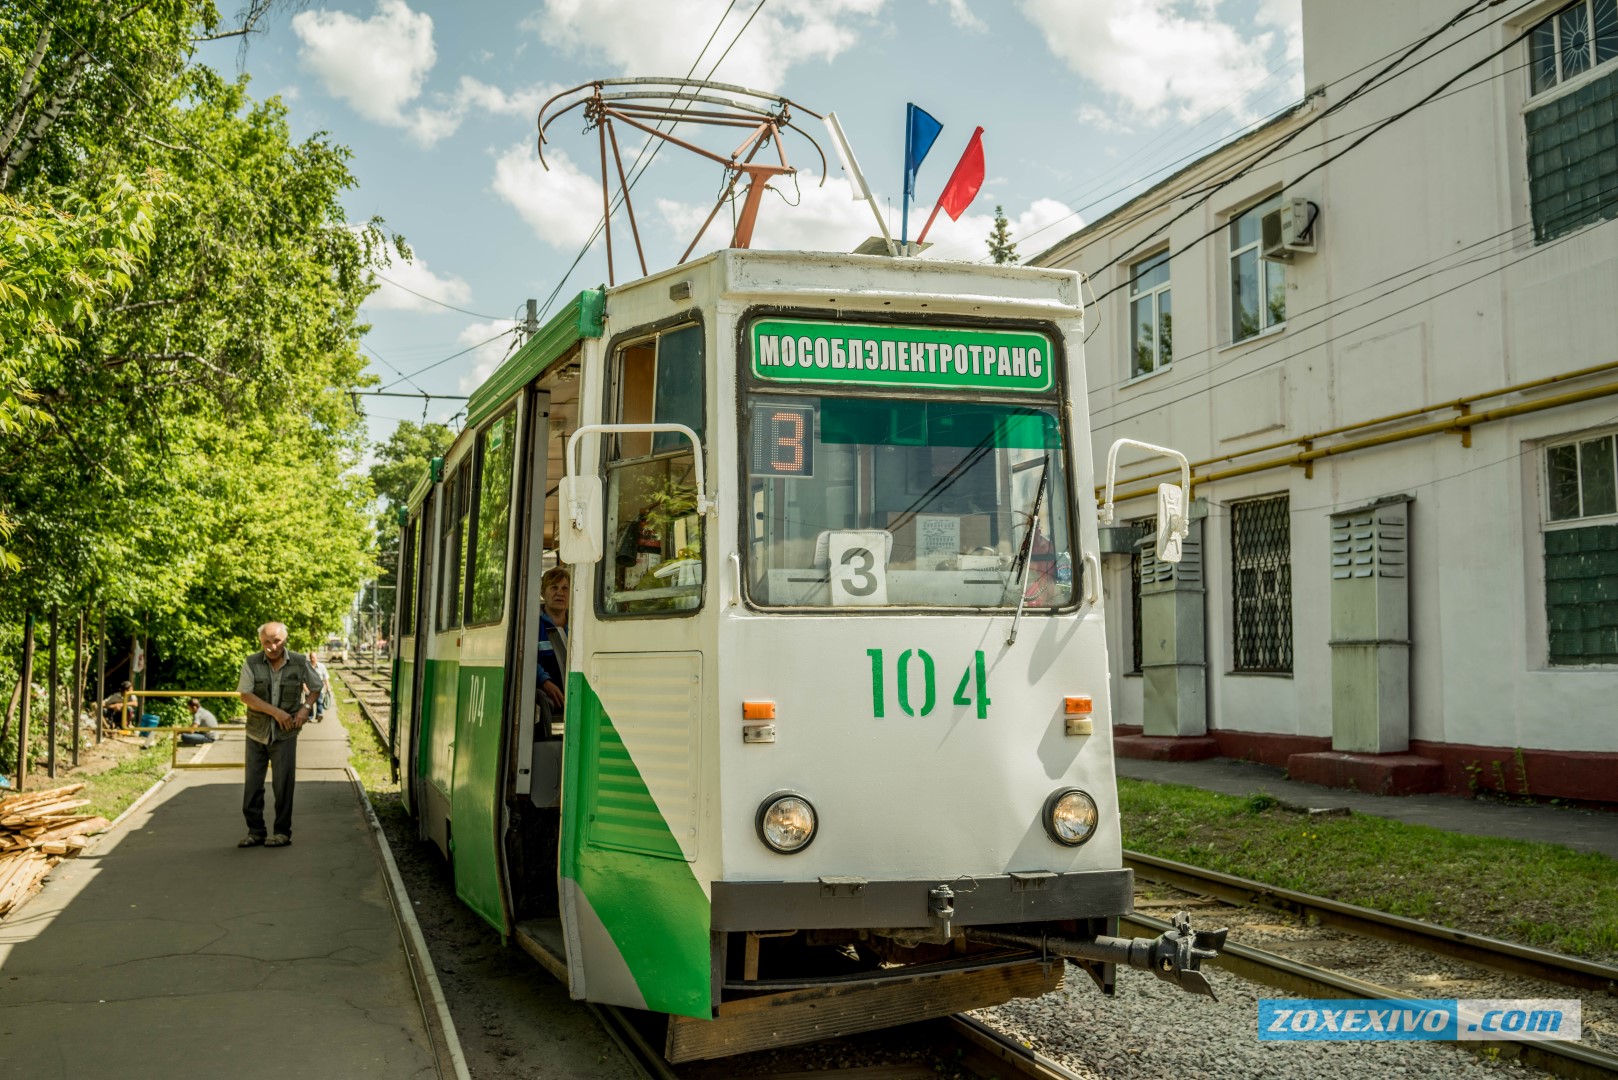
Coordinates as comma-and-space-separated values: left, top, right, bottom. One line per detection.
916, 127, 984, 244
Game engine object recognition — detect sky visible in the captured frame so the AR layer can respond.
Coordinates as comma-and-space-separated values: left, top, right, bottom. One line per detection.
196, 0, 1304, 451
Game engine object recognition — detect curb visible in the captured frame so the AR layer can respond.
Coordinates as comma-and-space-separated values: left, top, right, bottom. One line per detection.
347, 766, 472, 1080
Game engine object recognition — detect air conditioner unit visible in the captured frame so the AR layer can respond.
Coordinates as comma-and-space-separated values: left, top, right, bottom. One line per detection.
1261, 198, 1319, 262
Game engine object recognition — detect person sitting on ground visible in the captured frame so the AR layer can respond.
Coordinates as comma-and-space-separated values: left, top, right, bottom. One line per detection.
101, 681, 136, 730
179, 697, 219, 745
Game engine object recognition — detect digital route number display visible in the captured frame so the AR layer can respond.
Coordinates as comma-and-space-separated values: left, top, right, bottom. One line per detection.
749, 403, 815, 478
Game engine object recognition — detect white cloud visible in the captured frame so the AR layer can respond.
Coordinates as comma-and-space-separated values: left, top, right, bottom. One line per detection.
366, 253, 474, 312
1017, 0, 1292, 124
654, 173, 1076, 266
526, 0, 885, 92
928, 0, 986, 31
491, 144, 608, 250
294, 1, 554, 145
456, 319, 523, 393
292, 0, 437, 127
1077, 103, 1134, 136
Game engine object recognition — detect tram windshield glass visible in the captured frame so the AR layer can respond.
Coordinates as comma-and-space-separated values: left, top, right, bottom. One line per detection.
744, 394, 1075, 608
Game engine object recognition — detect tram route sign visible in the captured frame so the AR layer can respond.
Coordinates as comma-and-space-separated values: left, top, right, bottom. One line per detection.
751, 318, 1054, 393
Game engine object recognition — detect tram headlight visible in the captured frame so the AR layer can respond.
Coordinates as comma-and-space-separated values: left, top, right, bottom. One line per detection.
1043, 788, 1099, 847
756, 792, 818, 854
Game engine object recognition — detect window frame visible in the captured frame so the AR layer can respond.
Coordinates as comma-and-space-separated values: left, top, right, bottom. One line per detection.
1127, 249, 1173, 379
1229, 492, 1294, 675
1227, 194, 1287, 344
595, 315, 708, 621
398, 514, 417, 637
733, 306, 1082, 617
1543, 431, 1618, 527
1527, 0, 1618, 98
465, 404, 519, 628
435, 460, 465, 633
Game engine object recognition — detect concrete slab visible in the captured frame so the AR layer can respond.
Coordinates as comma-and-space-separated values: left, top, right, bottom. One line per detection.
0, 717, 438, 1080
1116, 755, 1618, 860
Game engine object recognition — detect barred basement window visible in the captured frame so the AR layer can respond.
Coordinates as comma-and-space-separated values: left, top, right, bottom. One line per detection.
1231, 495, 1292, 673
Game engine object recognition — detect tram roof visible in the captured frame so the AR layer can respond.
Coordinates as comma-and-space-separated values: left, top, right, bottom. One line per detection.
466, 289, 606, 429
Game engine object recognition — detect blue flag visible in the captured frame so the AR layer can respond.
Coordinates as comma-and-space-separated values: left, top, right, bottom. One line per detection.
903, 103, 943, 199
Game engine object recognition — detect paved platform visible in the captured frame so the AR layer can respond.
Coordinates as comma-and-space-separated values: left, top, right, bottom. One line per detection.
0, 717, 441, 1080
1116, 754, 1618, 860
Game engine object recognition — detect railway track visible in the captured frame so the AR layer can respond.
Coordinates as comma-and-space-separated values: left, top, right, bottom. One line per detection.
337, 668, 1616, 1079
1124, 850, 1618, 995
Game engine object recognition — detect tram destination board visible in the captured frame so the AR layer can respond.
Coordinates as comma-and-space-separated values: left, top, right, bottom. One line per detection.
749, 402, 815, 477
751, 318, 1054, 393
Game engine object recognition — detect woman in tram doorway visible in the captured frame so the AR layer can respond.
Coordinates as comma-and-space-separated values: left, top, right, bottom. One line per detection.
536, 566, 569, 728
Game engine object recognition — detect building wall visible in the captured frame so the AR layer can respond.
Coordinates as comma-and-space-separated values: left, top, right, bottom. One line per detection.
1041, 0, 1618, 780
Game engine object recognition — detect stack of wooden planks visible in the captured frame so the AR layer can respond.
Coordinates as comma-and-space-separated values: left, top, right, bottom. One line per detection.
0, 783, 108, 917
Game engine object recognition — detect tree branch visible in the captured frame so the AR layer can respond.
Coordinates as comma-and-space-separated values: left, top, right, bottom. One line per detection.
109, 295, 191, 314
0, 49, 89, 192
101, 351, 234, 378
136, 132, 197, 154
191, 0, 275, 43
0, 23, 53, 160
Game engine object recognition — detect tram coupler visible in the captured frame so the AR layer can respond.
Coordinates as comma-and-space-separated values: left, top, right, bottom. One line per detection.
969, 912, 1228, 999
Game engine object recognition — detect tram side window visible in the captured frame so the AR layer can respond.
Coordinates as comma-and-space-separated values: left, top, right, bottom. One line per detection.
438, 460, 473, 631
469, 409, 517, 625
603, 324, 705, 615
399, 517, 416, 634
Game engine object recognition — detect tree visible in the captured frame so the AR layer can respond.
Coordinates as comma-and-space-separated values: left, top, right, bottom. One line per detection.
369, 421, 453, 627
987, 205, 1019, 265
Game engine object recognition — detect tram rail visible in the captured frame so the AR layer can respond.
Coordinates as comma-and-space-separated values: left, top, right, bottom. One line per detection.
1117, 911, 1618, 1080
333, 666, 391, 752
1124, 850, 1618, 995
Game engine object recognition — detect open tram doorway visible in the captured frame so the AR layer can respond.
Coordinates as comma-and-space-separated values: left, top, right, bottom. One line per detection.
501, 360, 580, 926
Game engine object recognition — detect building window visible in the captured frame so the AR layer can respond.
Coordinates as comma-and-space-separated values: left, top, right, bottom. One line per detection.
1231, 494, 1292, 673
1128, 251, 1172, 377
1229, 195, 1286, 342
1544, 435, 1618, 665
1530, 0, 1618, 95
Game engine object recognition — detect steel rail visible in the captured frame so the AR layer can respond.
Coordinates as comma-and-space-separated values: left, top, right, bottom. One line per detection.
1124, 850, 1618, 994
947, 1014, 1094, 1079
335, 668, 391, 752
1122, 911, 1618, 1080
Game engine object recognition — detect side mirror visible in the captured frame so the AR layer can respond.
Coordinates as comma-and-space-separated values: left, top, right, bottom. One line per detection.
1156, 482, 1187, 564
557, 475, 603, 565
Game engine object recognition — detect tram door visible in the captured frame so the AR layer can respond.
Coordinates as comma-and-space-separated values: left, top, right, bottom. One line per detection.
560, 324, 714, 1018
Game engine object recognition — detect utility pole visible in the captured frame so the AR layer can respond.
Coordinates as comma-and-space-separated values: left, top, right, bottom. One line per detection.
72, 612, 84, 768
47, 606, 58, 779
94, 609, 106, 746
524, 298, 539, 340
17, 613, 35, 792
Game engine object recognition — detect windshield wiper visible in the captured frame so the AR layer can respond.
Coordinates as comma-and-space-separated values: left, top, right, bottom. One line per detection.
1006, 455, 1050, 646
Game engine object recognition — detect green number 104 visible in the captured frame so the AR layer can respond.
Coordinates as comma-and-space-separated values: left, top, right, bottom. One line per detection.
864, 648, 991, 720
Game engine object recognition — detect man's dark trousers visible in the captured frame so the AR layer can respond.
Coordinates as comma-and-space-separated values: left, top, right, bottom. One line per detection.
243, 735, 298, 839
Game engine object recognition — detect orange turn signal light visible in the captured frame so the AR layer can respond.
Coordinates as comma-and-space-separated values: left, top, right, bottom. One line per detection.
742, 701, 776, 720
1064, 695, 1093, 715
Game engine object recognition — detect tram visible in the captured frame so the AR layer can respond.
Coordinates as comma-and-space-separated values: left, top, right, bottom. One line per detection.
389, 248, 1221, 1061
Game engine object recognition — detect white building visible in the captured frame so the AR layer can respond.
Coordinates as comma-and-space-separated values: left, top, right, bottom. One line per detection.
1035, 0, 1618, 801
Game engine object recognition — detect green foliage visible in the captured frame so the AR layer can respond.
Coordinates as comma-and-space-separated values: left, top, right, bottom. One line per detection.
0, 2, 393, 770
370, 420, 453, 627
1119, 777, 1618, 961
987, 204, 1018, 265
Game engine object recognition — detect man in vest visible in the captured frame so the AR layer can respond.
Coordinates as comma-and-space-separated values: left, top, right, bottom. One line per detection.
235, 622, 323, 848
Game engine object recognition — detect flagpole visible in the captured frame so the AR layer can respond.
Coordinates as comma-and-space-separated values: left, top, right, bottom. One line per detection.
916, 126, 985, 246
901, 108, 913, 249
824, 114, 896, 256
915, 202, 946, 246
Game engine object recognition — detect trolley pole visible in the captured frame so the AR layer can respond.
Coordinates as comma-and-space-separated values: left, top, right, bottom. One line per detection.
17, 612, 35, 793
47, 606, 59, 779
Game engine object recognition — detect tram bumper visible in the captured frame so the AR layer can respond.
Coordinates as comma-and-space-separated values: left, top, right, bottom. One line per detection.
710, 868, 1135, 933
711, 870, 1227, 999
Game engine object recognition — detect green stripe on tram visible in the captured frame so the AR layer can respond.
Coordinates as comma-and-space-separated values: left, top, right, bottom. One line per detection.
561, 672, 711, 1018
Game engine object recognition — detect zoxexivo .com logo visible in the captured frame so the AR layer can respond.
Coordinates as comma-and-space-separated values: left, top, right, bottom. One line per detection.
1258, 999, 1582, 1041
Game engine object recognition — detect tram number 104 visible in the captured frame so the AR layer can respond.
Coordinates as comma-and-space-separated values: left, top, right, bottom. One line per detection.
865, 648, 992, 720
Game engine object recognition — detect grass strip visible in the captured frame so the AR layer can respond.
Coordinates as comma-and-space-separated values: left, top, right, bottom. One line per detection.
78, 747, 173, 822
335, 676, 400, 814
1118, 777, 1618, 962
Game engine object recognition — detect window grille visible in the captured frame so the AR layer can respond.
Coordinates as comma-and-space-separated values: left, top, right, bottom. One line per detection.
1128, 518, 1152, 673
1232, 495, 1292, 672
1530, 0, 1618, 95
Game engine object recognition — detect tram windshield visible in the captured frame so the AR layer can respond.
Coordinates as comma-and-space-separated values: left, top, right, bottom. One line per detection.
744, 394, 1075, 609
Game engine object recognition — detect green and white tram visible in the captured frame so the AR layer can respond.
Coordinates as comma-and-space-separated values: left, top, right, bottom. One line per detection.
390, 249, 1220, 1061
